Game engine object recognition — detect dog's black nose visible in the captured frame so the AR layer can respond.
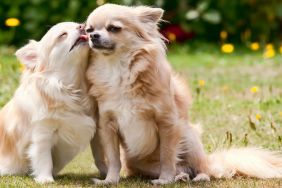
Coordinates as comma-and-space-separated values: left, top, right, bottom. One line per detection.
90, 33, 100, 40
78, 24, 86, 34
78, 24, 85, 31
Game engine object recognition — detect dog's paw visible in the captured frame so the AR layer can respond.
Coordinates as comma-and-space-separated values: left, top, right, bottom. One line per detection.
151, 178, 173, 185
92, 178, 118, 185
95, 165, 108, 179
34, 176, 54, 184
175, 172, 190, 182
192, 173, 210, 182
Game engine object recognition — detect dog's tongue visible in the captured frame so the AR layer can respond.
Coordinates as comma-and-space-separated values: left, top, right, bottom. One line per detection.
79, 34, 88, 41
69, 35, 89, 52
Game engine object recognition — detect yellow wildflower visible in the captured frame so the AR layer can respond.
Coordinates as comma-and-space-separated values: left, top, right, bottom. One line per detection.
263, 48, 275, 59
5, 18, 20, 27
266, 44, 274, 50
221, 44, 234, 53
279, 46, 282, 54
280, 111, 282, 117
220, 31, 228, 39
250, 42, 260, 51
167, 32, 176, 42
250, 86, 259, 93
198, 79, 205, 87
255, 114, 262, 121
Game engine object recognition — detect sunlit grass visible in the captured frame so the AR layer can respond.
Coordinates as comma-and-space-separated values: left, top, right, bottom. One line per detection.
0, 45, 282, 187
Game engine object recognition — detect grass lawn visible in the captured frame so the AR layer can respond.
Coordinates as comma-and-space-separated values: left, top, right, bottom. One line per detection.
0, 45, 282, 187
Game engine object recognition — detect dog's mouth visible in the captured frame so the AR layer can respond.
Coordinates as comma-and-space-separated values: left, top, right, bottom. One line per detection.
69, 34, 88, 52
91, 43, 115, 51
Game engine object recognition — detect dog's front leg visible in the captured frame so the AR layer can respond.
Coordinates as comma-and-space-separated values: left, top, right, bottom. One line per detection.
90, 131, 108, 178
92, 112, 121, 185
28, 123, 56, 184
151, 116, 181, 185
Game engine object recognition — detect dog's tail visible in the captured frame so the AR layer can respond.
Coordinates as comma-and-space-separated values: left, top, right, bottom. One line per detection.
207, 147, 282, 179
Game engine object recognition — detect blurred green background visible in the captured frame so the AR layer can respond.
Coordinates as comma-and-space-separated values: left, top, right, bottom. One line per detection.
1, 0, 282, 47
1, 1, 282, 187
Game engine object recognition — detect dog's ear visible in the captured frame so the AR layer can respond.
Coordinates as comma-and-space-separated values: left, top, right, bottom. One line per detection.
135, 6, 164, 24
15, 40, 39, 70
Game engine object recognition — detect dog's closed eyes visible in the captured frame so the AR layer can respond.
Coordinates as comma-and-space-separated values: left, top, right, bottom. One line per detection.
106, 25, 122, 33
0, 22, 95, 184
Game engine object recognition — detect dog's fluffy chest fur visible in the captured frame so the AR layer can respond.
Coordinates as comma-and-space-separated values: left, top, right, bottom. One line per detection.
87, 56, 159, 158
87, 57, 130, 99
111, 101, 158, 158
19, 72, 94, 138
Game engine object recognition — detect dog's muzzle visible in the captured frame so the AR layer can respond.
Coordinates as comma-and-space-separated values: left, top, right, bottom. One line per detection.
90, 33, 115, 50
69, 26, 88, 52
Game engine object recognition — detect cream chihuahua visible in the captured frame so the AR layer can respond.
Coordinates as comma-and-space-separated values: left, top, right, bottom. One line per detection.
0, 22, 96, 183
86, 4, 282, 185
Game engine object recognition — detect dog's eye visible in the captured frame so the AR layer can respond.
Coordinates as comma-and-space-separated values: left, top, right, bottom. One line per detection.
86, 27, 94, 33
107, 25, 121, 33
58, 32, 67, 39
